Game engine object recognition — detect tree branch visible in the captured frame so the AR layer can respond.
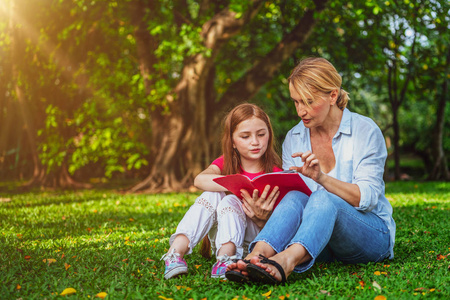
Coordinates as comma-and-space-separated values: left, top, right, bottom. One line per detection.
201, 0, 265, 50
129, 0, 159, 93
398, 31, 417, 107
217, 0, 328, 111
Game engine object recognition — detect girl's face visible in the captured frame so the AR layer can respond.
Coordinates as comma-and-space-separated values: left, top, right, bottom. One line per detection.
289, 82, 334, 128
232, 116, 270, 163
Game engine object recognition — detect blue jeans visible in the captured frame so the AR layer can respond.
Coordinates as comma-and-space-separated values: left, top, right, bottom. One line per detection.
249, 190, 391, 273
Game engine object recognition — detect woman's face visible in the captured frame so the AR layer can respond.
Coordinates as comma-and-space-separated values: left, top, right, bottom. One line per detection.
232, 116, 270, 163
289, 82, 332, 128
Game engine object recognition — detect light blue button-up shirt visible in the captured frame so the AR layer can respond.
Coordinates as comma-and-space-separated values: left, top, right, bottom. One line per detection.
282, 108, 396, 259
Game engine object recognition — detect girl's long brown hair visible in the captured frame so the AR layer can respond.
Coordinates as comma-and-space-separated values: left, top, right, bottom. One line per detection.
200, 103, 281, 259
221, 103, 281, 175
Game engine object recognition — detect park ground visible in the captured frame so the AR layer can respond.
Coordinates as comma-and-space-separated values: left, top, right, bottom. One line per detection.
0, 181, 449, 299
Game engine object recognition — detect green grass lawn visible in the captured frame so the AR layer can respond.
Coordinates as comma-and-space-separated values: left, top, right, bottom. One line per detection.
0, 181, 449, 299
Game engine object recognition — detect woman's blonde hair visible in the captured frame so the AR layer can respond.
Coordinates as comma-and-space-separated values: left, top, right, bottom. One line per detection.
288, 57, 350, 110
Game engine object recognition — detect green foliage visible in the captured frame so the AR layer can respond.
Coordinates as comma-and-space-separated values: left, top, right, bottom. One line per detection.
1, 0, 448, 182
0, 182, 448, 298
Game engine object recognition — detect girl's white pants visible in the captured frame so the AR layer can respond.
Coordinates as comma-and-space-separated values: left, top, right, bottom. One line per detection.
169, 191, 260, 258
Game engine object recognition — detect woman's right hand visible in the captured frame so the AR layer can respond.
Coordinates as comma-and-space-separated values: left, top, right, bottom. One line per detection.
241, 185, 280, 228
290, 151, 323, 183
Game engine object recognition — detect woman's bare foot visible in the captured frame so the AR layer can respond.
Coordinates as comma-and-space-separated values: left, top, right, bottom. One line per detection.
252, 255, 290, 282
226, 241, 278, 277
226, 258, 251, 276
250, 244, 311, 282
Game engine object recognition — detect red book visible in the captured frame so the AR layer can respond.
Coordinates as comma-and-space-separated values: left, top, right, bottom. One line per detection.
213, 171, 311, 207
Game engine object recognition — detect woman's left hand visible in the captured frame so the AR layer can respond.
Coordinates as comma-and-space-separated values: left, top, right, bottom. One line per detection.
241, 185, 280, 228
290, 151, 323, 182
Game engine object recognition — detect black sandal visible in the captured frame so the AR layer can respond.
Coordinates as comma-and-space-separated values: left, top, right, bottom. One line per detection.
247, 255, 287, 285
225, 259, 250, 283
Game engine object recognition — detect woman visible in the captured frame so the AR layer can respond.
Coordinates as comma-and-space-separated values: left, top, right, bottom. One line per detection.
226, 57, 396, 284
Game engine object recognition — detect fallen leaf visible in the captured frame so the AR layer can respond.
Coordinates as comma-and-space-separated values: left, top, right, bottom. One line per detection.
374, 296, 386, 300
65, 263, 71, 270
146, 258, 154, 262
195, 265, 201, 269
122, 258, 129, 262
359, 280, 365, 288
43, 258, 57, 265
60, 287, 76, 296
374, 271, 381, 276
157, 296, 173, 300
16, 284, 21, 290
24, 255, 31, 261
372, 281, 382, 291
96, 292, 107, 299
437, 254, 447, 260
262, 290, 272, 297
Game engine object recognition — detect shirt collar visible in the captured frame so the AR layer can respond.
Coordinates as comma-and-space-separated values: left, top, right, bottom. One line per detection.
291, 108, 352, 138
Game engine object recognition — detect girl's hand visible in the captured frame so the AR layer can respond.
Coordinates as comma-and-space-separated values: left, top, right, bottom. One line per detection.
241, 185, 280, 228
290, 151, 323, 182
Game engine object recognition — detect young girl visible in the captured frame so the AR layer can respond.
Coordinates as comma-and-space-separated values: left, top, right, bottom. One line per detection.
161, 103, 283, 279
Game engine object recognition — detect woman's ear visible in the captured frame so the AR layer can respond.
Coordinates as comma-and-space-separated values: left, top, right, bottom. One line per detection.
330, 89, 339, 106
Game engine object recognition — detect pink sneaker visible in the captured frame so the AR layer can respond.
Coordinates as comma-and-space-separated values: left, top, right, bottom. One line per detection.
161, 249, 188, 279
211, 254, 236, 279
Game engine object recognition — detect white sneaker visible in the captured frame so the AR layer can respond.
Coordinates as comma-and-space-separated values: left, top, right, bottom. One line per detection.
211, 254, 236, 279
161, 249, 188, 279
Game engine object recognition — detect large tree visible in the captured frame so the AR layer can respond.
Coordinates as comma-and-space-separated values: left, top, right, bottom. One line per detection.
128, 0, 328, 192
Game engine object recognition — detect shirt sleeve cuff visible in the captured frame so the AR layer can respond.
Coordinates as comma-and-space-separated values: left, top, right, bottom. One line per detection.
355, 182, 378, 212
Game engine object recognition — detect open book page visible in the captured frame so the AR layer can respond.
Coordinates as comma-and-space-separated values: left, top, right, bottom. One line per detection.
213, 170, 311, 208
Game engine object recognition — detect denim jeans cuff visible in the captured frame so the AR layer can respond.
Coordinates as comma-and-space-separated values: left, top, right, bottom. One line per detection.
287, 240, 315, 274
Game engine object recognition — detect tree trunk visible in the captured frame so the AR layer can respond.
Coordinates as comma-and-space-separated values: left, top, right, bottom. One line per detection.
10, 0, 90, 189
9, 0, 40, 184
129, 0, 328, 193
429, 51, 449, 180
129, 0, 265, 192
392, 105, 401, 180
387, 31, 416, 181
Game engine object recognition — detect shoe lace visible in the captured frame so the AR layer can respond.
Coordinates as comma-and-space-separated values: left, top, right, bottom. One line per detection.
216, 254, 237, 265
161, 249, 181, 263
